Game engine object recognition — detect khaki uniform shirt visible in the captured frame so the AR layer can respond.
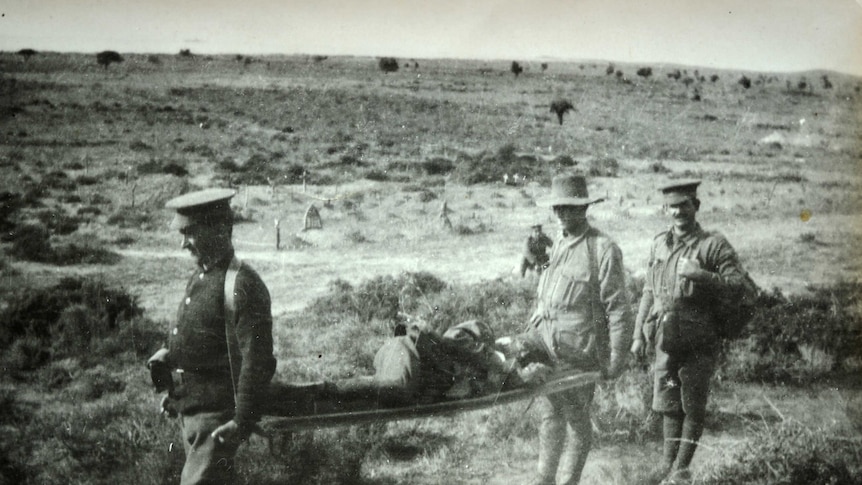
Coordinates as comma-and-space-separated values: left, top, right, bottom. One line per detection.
531, 226, 632, 368
639, 223, 746, 345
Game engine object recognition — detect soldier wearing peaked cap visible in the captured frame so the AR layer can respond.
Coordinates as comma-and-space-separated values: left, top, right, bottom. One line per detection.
520, 223, 553, 277
148, 188, 276, 485
631, 180, 747, 485
515, 174, 632, 485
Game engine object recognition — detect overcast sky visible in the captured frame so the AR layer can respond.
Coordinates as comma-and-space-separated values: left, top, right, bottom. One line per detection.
3, 0, 861, 75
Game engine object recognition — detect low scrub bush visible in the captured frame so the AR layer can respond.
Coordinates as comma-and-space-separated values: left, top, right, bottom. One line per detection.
75, 175, 99, 185
305, 272, 448, 328
50, 240, 121, 266
0, 276, 144, 371
7, 223, 52, 261
0, 191, 25, 233
421, 277, 534, 336
701, 420, 862, 484
451, 143, 550, 185
417, 189, 438, 202
363, 169, 389, 181
254, 425, 383, 484
105, 207, 158, 229
6, 224, 120, 265
422, 157, 455, 176
588, 157, 620, 177
718, 282, 862, 384
344, 229, 368, 244
34, 208, 81, 235
41, 170, 75, 190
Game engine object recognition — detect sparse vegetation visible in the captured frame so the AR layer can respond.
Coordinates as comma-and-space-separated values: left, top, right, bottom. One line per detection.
96, 50, 123, 69
17, 48, 37, 60
378, 57, 399, 73
0, 51, 859, 485
549, 98, 575, 125
511, 61, 523, 77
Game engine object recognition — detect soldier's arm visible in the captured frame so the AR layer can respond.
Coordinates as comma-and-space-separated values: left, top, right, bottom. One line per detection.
598, 241, 633, 374
232, 269, 277, 427
632, 241, 656, 343
691, 234, 746, 294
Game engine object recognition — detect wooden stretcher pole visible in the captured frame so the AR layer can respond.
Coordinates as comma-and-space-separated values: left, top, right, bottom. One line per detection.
262, 371, 600, 432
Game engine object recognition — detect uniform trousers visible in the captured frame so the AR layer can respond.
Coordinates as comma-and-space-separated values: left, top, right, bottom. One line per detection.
179, 410, 243, 485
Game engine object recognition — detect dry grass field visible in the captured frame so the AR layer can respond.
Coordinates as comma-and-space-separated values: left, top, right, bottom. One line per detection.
1, 51, 861, 484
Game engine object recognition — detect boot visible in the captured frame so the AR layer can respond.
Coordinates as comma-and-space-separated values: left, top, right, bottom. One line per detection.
530, 412, 566, 485
556, 411, 592, 485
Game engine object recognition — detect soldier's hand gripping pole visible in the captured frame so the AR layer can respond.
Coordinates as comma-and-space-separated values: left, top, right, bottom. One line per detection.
146, 348, 174, 394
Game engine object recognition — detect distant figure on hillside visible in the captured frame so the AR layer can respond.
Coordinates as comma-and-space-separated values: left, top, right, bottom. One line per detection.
439, 201, 453, 230
630, 180, 747, 484
303, 204, 322, 231
520, 224, 553, 277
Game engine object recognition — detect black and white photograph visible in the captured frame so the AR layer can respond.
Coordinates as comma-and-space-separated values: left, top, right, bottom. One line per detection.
1, 1, 861, 483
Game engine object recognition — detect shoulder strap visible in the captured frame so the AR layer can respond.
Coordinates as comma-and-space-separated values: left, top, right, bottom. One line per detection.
224, 256, 242, 407
586, 233, 610, 363
585, 233, 603, 321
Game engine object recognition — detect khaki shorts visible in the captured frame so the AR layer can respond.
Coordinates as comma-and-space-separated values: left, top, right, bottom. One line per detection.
652, 346, 716, 420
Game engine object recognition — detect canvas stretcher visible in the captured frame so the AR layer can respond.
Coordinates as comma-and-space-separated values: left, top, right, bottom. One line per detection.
261, 370, 600, 431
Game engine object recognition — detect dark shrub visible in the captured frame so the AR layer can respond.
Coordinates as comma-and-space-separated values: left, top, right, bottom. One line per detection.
378, 57, 399, 73
588, 157, 620, 177
0, 276, 143, 366
96, 50, 123, 69
50, 241, 121, 266
42, 170, 75, 190
137, 159, 162, 175
0, 191, 23, 234
218, 159, 241, 172
363, 169, 389, 182
306, 272, 447, 327
17, 48, 37, 60
636, 67, 652, 78
75, 175, 99, 186
422, 157, 455, 176
106, 207, 158, 229
510, 61, 523, 77
129, 140, 152, 151
417, 189, 438, 202
7, 223, 51, 262
64, 369, 126, 400
34, 209, 80, 235
719, 282, 862, 384
77, 206, 102, 217
452, 143, 548, 185
162, 163, 188, 177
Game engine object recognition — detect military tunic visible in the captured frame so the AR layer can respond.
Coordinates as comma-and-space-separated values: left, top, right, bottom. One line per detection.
639, 223, 744, 418
529, 226, 631, 370
167, 251, 276, 425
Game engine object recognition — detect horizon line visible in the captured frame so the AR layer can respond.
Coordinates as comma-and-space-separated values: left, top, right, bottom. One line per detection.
5, 48, 861, 78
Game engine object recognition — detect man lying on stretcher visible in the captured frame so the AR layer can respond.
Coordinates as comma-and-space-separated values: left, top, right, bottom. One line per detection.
319, 319, 552, 408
